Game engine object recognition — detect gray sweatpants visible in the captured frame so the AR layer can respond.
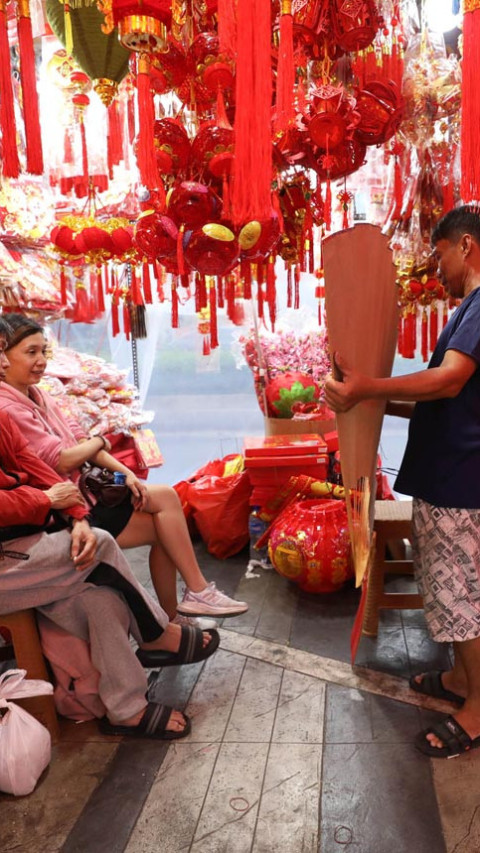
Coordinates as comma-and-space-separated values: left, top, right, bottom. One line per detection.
0, 527, 168, 722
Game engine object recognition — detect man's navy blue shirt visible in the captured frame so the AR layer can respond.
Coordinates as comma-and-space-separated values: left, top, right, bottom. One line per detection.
395, 287, 480, 508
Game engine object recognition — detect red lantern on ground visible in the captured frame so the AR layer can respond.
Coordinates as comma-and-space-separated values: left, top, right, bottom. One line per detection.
268, 499, 352, 593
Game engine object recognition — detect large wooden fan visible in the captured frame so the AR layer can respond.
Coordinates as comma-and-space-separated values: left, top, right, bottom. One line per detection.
323, 223, 398, 587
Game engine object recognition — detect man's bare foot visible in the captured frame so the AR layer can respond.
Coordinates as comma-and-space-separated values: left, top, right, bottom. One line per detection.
140, 621, 211, 653
426, 707, 480, 749
115, 705, 187, 733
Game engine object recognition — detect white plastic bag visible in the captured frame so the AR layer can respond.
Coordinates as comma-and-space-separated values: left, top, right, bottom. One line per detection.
0, 669, 53, 796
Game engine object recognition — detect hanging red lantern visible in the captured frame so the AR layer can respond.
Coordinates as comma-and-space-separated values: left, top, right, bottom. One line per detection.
167, 181, 219, 229
308, 82, 359, 151
191, 123, 234, 181
354, 80, 404, 146
110, 0, 171, 50
133, 210, 178, 263
268, 499, 352, 593
184, 223, 239, 276
238, 213, 281, 262
154, 118, 191, 177
330, 0, 381, 53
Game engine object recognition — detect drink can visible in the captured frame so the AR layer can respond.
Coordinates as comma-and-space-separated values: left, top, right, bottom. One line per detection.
113, 472, 127, 485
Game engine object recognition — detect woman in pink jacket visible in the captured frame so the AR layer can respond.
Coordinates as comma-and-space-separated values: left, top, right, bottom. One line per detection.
0, 313, 248, 626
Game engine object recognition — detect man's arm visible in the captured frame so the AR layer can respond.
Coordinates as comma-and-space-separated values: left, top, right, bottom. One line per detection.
325, 349, 477, 413
385, 401, 415, 419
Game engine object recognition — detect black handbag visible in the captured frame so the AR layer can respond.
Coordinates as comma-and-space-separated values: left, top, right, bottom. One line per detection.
79, 465, 130, 508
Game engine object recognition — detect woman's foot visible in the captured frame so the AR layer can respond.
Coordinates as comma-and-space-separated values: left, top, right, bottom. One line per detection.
410, 670, 467, 705
140, 620, 210, 652
177, 582, 248, 617
119, 705, 187, 733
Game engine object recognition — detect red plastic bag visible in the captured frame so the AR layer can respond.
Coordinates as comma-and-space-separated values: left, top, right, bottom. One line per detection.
180, 454, 252, 559
105, 432, 149, 479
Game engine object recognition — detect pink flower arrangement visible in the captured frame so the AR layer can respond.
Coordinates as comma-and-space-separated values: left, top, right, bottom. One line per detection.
241, 327, 332, 416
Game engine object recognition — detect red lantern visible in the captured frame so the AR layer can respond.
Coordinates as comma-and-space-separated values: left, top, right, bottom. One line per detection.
154, 118, 191, 176
111, 0, 171, 50
330, 0, 381, 53
191, 123, 234, 181
238, 213, 281, 262
354, 80, 404, 146
184, 223, 239, 276
134, 209, 178, 262
167, 181, 219, 229
269, 499, 352, 593
308, 82, 358, 151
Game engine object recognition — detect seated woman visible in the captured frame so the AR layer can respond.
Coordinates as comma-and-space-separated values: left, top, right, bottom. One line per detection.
0, 314, 247, 627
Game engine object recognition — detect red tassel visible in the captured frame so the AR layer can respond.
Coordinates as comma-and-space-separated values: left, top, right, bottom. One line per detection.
209, 279, 218, 349
324, 180, 332, 231
111, 289, 120, 337
16, 4, 44, 175
107, 100, 123, 179
176, 225, 185, 276
443, 303, 449, 329
421, 309, 428, 362
225, 276, 235, 319
294, 264, 300, 309
196, 274, 207, 310
95, 267, 105, 314
155, 262, 165, 300
79, 118, 89, 181
216, 276, 224, 309
136, 54, 162, 196
203, 334, 211, 356
123, 300, 131, 339
461, 6, 480, 201
171, 278, 179, 328
241, 259, 252, 299
63, 128, 74, 165
232, 0, 272, 225
142, 262, 153, 303
274, 1, 295, 133
257, 277, 264, 320
287, 262, 292, 307
127, 80, 136, 145
218, 0, 236, 59
266, 255, 276, 330
429, 303, 438, 351
397, 312, 403, 356
0, 1, 20, 178
72, 283, 91, 323
59, 265, 68, 306
130, 266, 143, 306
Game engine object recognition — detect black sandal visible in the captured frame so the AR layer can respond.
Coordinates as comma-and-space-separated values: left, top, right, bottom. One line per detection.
409, 670, 465, 706
415, 715, 480, 759
99, 702, 191, 740
136, 625, 220, 668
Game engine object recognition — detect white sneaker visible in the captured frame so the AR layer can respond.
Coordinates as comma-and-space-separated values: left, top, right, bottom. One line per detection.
172, 613, 218, 631
176, 582, 248, 618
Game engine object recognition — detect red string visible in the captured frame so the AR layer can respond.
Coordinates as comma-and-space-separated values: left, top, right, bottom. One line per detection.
17, 11, 44, 174
209, 281, 218, 348
0, 6, 19, 177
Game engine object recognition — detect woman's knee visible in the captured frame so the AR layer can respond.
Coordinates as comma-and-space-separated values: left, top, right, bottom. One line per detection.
145, 484, 181, 513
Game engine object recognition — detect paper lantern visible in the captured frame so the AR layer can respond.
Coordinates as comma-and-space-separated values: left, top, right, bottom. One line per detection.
268, 499, 352, 593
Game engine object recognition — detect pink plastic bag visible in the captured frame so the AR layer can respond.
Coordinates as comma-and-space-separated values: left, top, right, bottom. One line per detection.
0, 669, 52, 796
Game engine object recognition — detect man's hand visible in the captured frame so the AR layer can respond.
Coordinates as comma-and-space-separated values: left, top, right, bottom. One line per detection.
45, 481, 85, 509
325, 353, 373, 413
70, 519, 97, 571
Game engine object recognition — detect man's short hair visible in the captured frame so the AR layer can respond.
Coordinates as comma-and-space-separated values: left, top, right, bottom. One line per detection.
432, 205, 480, 246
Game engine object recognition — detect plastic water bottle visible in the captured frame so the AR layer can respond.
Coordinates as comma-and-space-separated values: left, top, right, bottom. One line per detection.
113, 472, 127, 485
248, 509, 271, 566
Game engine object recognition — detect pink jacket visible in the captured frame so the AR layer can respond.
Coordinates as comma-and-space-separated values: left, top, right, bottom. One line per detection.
0, 383, 86, 476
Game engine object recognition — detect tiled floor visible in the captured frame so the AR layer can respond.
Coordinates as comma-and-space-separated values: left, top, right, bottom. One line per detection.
1, 540, 479, 853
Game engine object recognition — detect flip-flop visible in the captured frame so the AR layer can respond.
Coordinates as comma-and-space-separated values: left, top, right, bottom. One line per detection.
409, 670, 465, 706
136, 625, 220, 668
99, 702, 191, 740
415, 715, 480, 759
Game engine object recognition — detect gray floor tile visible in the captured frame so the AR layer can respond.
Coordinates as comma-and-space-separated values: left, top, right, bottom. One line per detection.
404, 629, 453, 676
320, 743, 446, 853
272, 670, 325, 744
253, 743, 323, 852
186, 649, 246, 742
433, 755, 480, 853
325, 684, 424, 744
254, 574, 298, 645
355, 627, 411, 678
224, 657, 283, 743
191, 742, 269, 852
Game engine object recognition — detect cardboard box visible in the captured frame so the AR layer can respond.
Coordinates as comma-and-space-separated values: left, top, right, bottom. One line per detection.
264, 416, 336, 437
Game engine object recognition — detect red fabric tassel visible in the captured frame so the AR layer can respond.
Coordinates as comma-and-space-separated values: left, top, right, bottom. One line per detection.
59, 265, 68, 306
203, 334, 211, 356
16, 6, 44, 175
226, 276, 235, 320
95, 267, 105, 314
0, 3, 19, 178
72, 283, 91, 323
461, 7, 480, 201
209, 280, 218, 349
107, 100, 123, 179
397, 312, 403, 356
130, 266, 143, 306
232, 0, 273, 225
403, 309, 415, 359
142, 262, 153, 303
429, 303, 438, 352
215, 275, 224, 308
266, 255, 276, 330
111, 289, 120, 337
287, 263, 292, 308
136, 54, 162, 196
64, 128, 73, 165
218, 0, 236, 59
155, 262, 165, 300
257, 278, 264, 320
123, 300, 131, 340
421, 309, 428, 362
108, 266, 117, 295
171, 279, 179, 328
79, 118, 89, 181
176, 225, 185, 276
294, 264, 300, 309
324, 180, 332, 231
196, 274, 207, 310
274, 2, 295, 133
127, 83, 136, 145
241, 259, 252, 299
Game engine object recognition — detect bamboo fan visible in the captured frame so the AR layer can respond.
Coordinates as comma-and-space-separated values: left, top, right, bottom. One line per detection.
323, 224, 398, 587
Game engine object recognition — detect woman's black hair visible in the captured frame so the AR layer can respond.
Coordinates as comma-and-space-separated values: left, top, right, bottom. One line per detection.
0, 316, 11, 338
2, 313, 45, 350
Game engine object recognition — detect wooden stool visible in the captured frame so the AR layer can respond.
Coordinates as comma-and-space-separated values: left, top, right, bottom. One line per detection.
0, 610, 60, 742
362, 500, 423, 637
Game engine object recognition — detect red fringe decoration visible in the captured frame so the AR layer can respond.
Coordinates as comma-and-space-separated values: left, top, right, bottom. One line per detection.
142, 262, 153, 303
217, 276, 225, 309
324, 180, 332, 231
294, 264, 300, 309
286, 262, 292, 307
176, 225, 185, 275
111, 289, 120, 337
421, 309, 428, 362
108, 266, 117, 295
16, 8, 44, 174
171, 278, 179, 328
72, 284, 91, 324
397, 312, 403, 356
107, 100, 123, 179
203, 334, 211, 356
461, 7, 480, 201
393, 156, 403, 217
64, 128, 73, 164
136, 54, 162, 195
226, 276, 235, 320
0, 2, 19, 178
123, 300, 131, 339
241, 259, 252, 299
274, 2, 295, 133
209, 280, 218, 349
257, 278, 264, 320
196, 274, 207, 310
218, 0, 236, 59
95, 267, 105, 314
266, 255, 276, 330
59, 265, 67, 306
155, 262, 165, 300
429, 303, 438, 352
127, 84, 136, 145
130, 266, 143, 306
232, 0, 272, 225
403, 309, 415, 359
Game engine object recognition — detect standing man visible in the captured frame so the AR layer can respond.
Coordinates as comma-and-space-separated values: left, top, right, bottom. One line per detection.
325, 205, 480, 758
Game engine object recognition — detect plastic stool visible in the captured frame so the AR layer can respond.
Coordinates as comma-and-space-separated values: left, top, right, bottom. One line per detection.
0, 610, 60, 742
362, 500, 423, 637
